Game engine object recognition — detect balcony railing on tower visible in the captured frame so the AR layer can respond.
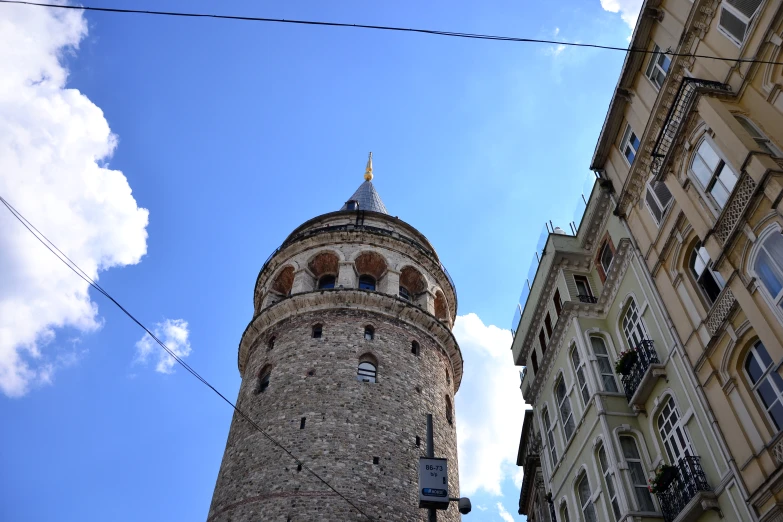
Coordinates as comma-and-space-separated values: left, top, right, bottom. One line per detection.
577, 294, 598, 304
620, 340, 666, 408
656, 456, 717, 522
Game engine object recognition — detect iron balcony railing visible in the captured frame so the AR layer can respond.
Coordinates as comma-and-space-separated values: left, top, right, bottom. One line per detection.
657, 456, 712, 522
260, 223, 457, 297
577, 294, 598, 304
621, 340, 660, 402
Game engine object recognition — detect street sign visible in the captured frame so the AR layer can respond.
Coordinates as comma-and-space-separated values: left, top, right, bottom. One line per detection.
418, 457, 449, 510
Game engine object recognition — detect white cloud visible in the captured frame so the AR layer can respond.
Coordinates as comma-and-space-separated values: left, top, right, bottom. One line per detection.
497, 502, 515, 522
135, 319, 192, 374
454, 313, 528, 496
600, 0, 644, 31
0, 3, 149, 396
476, 504, 488, 511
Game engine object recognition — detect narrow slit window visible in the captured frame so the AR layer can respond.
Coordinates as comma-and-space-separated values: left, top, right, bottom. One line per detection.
255, 369, 271, 394
411, 340, 420, 356
364, 325, 375, 340
312, 324, 323, 338
445, 396, 453, 425
300, 417, 306, 429
267, 336, 275, 351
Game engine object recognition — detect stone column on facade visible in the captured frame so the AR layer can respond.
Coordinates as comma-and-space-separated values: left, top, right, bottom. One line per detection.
421, 290, 436, 316
382, 269, 400, 296
336, 261, 356, 288
290, 268, 314, 294
729, 274, 783, 361
664, 175, 711, 242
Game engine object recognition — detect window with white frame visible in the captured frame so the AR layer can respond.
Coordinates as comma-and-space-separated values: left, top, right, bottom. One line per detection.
620, 435, 656, 512
600, 242, 614, 274
745, 340, 783, 431
556, 376, 576, 441
622, 299, 649, 350
570, 344, 590, 406
718, 0, 763, 46
577, 473, 598, 522
690, 241, 724, 304
690, 138, 739, 211
574, 274, 593, 298
752, 229, 783, 310
735, 115, 782, 156
645, 44, 671, 90
590, 336, 619, 392
645, 178, 673, 225
543, 407, 558, 464
598, 444, 621, 521
620, 123, 641, 165
657, 397, 694, 463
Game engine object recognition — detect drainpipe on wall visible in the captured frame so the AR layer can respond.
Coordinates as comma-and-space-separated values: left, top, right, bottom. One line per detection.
606, 189, 754, 511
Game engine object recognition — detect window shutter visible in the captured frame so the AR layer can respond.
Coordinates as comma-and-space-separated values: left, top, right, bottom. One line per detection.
645, 180, 672, 224
719, 7, 749, 43
726, 0, 762, 18
646, 188, 663, 223
652, 180, 672, 208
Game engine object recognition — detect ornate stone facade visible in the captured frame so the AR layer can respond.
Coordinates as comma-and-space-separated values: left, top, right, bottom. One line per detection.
208, 175, 462, 521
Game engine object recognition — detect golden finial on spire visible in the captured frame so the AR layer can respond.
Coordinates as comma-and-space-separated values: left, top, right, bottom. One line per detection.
364, 152, 373, 181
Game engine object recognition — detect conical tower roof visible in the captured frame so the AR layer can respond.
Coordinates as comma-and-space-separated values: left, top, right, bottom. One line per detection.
340, 152, 388, 214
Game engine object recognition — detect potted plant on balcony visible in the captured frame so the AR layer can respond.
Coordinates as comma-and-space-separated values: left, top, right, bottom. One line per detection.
648, 463, 678, 494
614, 349, 638, 375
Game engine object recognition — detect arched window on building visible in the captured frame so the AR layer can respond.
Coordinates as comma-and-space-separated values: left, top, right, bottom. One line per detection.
735, 115, 782, 156
570, 344, 590, 406
620, 435, 655, 512
689, 138, 739, 211
690, 241, 724, 304
577, 472, 598, 522
542, 407, 557, 465
411, 340, 420, 356
445, 396, 453, 425
745, 340, 783, 431
364, 325, 375, 340
555, 376, 575, 441
657, 396, 693, 463
597, 444, 621, 520
560, 502, 571, 522
254, 366, 271, 394
752, 228, 783, 309
590, 336, 618, 392
357, 354, 378, 383
358, 275, 376, 291
621, 298, 649, 350
312, 324, 323, 338
317, 275, 336, 289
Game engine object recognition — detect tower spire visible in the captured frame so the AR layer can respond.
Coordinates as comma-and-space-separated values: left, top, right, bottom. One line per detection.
364, 152, 373, 181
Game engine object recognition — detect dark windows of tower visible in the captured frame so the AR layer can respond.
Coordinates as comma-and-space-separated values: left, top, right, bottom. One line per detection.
359, 275, 376, 291
300, 417, 306, 429
446, 368, 451, 386
267, 336, 275, 351
373, 456, 380, 465
399, 285, 411, 301
364, 325, 375, 340
416, 436, 421, 447
296, 464, 302, 472
345, 199, 359, 211
317, 275, 336, 290
312, 324, 323, 338
255, 367, 271, 394
445, 396, 453, 425
411, 340, 420, 356
357, 354, 378, 383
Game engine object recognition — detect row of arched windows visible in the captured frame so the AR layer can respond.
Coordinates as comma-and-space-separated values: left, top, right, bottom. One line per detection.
555, 397, 687, 521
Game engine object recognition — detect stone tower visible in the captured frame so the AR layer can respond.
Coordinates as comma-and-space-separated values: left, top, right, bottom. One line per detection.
208, 155, 463, 521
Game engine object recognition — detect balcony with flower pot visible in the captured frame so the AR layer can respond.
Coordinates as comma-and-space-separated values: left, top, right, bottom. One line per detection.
616, 340, 666, 410
652, 457, 718, 522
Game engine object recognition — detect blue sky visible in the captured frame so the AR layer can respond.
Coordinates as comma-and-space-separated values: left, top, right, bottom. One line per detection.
0, 1, 639, 520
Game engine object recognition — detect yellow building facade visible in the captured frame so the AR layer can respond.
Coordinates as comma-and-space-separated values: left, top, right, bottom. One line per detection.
516, 0, 783, 521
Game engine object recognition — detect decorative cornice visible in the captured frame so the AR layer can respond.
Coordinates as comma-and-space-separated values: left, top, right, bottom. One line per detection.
238, 288, 464, 391
525, 239, 634, 404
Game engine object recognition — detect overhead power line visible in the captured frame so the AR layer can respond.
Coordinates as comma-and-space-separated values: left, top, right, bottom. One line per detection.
0, 195, 374, 522
4, 0, 783, 66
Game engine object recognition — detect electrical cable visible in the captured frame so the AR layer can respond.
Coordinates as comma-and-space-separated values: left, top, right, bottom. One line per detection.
0, 194, 374, 522
3, 0, 783, 66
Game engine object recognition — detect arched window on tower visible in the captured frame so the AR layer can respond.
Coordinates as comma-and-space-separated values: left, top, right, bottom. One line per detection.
254, 366, 272, 394
359, 275, 376, 291
399, 285, 411, 301
318, 275, 336, 290
445, 396, 453, 425
357, 353, 378, 383
267, 336, 275, 351
364, 325, 375, 340
411, 340, 420, 356
312, 324, 323, 338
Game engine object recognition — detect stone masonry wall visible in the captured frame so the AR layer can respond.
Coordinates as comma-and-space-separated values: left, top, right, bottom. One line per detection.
208, 307, 460, 521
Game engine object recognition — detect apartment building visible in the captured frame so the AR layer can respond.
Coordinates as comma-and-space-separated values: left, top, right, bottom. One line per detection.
515, 0, 783, 520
